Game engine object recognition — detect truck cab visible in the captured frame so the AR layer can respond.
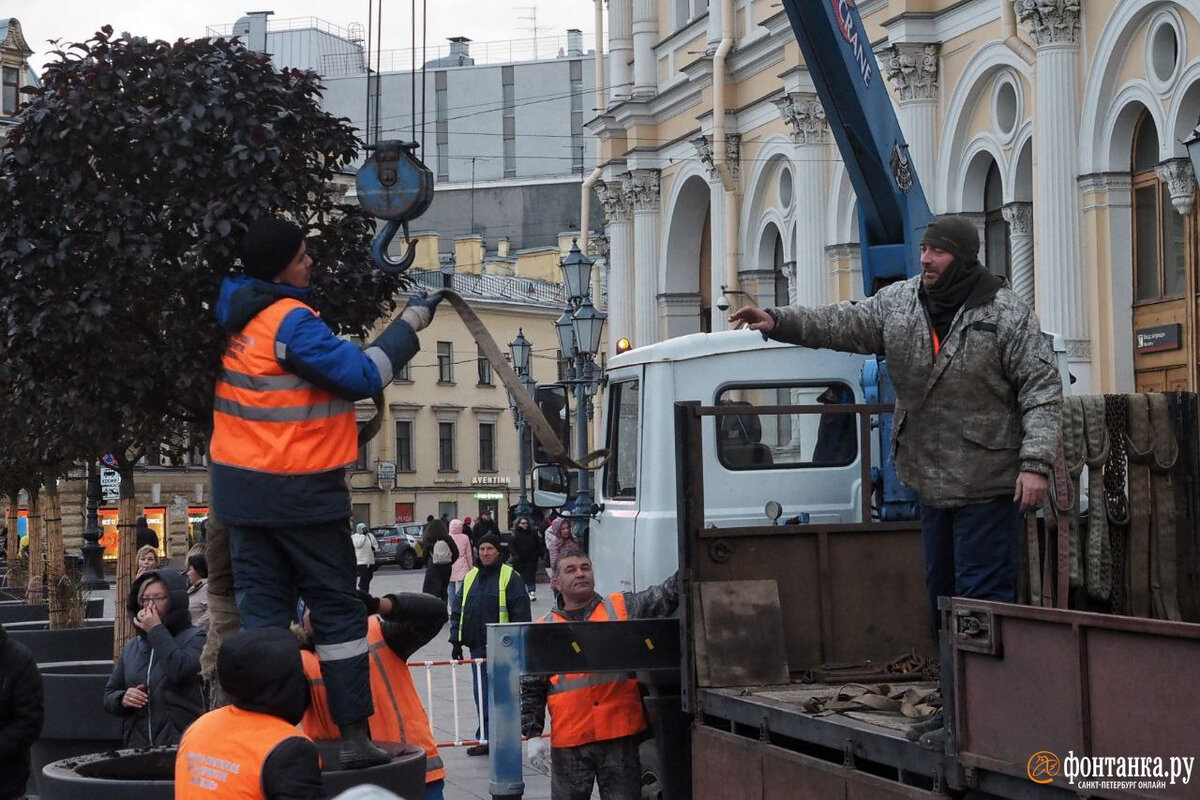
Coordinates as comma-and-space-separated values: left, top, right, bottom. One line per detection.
589, 329, 878, 596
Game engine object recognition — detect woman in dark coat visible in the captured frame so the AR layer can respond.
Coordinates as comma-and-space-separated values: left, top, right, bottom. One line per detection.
421, 517, 459, 602
104, 568, 206, 747
509, 515, 542, 601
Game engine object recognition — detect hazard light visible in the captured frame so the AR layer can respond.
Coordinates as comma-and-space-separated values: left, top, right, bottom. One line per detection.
615, 337, 633, 354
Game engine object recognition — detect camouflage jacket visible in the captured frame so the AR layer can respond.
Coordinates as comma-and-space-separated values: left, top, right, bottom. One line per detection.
520, 574, 679, 738
771, 275, 1062, 507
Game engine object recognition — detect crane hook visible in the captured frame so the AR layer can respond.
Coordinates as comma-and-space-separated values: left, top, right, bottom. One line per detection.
355, 139, 434, 275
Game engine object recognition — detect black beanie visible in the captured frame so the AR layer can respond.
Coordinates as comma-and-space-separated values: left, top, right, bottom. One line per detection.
239, 217, 306, 281
478, 533, 502, 551
920, 215, 979, 265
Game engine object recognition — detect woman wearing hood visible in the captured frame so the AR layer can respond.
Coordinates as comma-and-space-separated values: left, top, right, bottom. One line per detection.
104, 568, 206, 747
509, 515, 542, 602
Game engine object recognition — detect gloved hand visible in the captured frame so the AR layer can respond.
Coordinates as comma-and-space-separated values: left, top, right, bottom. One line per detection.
356, 589, 380, 615
400, 292, 442, 333
451, 642, 464, 661
526, 736, 551, 771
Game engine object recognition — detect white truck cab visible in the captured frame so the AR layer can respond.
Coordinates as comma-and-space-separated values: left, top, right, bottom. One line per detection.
587, 330, 877, 595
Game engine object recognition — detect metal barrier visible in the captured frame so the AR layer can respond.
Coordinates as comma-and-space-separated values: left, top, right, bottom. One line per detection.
407, 656, 487, 749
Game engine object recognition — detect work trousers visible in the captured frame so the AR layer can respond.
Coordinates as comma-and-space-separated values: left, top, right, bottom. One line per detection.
921, 496, 1019, 634
229, 519, 372, 725
550, 734, 641, 800
469, 646, 489, 741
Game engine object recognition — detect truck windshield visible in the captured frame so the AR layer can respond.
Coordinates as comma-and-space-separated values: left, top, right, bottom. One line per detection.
714, 383, 857, 470
604, 379, 640, 499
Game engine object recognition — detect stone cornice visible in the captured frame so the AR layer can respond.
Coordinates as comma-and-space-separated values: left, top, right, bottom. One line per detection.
879, 42, 940, 102
1078, 172, 1133, 194
1015, 0, 1081, 47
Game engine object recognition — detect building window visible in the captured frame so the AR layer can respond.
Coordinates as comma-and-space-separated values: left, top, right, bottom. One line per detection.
438, 422, 456, 471
393, 361, 411, 382
2, 67, 18, 115
477, 345, 493, 385
355, 422, 369, 471
1132, 112, 1185, 303
437, 341, 454, 383
983, 160, 1010, 280
395, 421, 413, 471
479, 422, 495, 471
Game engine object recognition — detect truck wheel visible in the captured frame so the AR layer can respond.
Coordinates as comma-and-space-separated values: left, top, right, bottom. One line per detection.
399, 549, 417, 570
639, 740, 664, 800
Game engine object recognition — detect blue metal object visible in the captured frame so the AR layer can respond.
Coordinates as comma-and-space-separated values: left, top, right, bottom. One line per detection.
355, 139, 434, 274
779, 0, 933, 296
861, 358, 919, 520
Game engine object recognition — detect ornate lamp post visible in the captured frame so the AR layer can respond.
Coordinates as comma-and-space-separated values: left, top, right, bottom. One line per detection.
80, 459, 108, 587
507, 329, 535, 519
557, 240, 606, 550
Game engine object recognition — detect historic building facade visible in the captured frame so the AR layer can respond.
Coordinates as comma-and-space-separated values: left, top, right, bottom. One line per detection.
590, 0, 1200, 394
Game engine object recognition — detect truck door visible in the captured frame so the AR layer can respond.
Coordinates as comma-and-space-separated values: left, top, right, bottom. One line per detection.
590, 373, 643, 594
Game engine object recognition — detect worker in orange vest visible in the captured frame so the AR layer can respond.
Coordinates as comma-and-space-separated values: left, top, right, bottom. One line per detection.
209, 216, 441, 769
296, 591, 448, 799
176, 627, 323, 799
520, 546, 679, 800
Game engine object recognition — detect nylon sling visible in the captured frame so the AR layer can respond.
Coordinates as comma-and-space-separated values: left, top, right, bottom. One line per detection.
1061, 395, 1087, 590
1081, 395, 1112, 602
1126, 394, 1155, 618
1148, 394, 1181, 621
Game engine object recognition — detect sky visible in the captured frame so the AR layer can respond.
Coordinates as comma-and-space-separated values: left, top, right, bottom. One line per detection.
18, 1, 599, 74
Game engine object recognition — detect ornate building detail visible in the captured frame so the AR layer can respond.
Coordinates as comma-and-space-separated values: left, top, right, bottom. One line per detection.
1155, 159, 1196, 217
623, 169, 661, 212
594, 180, 632, 224
690, 134, 742, 184
1015, 0, 1081, 47
773, 92, 829, 145
1066, 339, 1092, 362
587, 233, 611, 260
1078, 172, 1133, 195
878, 43, 940, 102
1001, 202, 1034, 236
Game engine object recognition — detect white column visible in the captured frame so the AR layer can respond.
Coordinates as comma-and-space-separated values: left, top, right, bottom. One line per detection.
596, 180, 634, 357
1017, 0, 1088, 370
631, 0, 657, 99
776, 92, 831, 306
880, 42, 939, 192
625, 169, 661, 346
608, 0, 633, 106
1003, 202, 1035, 307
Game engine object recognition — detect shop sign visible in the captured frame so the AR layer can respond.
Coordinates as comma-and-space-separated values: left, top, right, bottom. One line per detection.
1136, 324, 1182, 354
471, 476, 511, 486
474, 492, 505, 500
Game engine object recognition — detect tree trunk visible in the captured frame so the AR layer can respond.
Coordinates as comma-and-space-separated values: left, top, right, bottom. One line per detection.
199, 515, 238, 708
43, 472, 80, 629
112, 467, 138, 659
24, 488, 44, 604
4, 493, 19, 588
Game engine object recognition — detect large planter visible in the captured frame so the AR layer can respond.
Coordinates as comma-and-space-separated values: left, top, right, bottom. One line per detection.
9, 621, 114, 663
0, 597, 104, 623
39, 743, 427, 800
31, 660, 125, 797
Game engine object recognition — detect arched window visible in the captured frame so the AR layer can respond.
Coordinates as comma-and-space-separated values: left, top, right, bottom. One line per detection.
1132, 111, 1185, 302
983, 160, 1010, 279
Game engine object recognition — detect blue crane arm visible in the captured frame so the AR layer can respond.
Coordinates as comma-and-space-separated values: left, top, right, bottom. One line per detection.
779, 0, 933, 296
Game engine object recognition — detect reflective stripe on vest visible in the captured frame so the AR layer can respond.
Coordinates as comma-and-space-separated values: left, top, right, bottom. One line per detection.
538, 593, 647, 749
176, 705, 311, 799
301, 619, 444, 783
210, 297, 358, 474
458, 564, 514, 635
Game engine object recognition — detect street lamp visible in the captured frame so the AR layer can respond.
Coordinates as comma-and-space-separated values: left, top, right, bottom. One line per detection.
1185, 122, 1200, 184
557, 240, 606, 551
508, 330, 535, 519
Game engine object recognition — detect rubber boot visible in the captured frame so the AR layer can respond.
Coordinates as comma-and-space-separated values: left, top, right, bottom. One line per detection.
339, 719, 392, 769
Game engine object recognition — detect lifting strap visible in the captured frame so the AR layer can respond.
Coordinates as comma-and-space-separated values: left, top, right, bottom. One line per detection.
1081, 395, 1111, 602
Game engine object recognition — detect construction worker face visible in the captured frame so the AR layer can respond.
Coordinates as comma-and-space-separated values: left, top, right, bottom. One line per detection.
275, 241, 313, 289
919, 244, 955, 288
555, 555, 594, 603
478, 542, 500, 566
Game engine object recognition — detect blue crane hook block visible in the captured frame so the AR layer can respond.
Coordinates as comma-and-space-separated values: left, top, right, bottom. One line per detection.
356, 140, 434, 273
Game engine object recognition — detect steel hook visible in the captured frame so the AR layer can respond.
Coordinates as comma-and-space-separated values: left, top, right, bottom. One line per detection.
371, 219, 418, 274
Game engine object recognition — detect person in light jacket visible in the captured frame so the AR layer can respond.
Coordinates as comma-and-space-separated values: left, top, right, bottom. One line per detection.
446, 519, 473, 614
351, 523, 379, 593
105, 569, 206, 747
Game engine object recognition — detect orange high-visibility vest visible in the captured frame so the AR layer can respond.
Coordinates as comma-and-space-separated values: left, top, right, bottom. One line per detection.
176, 705, 313, 799
538, 593, 647, 748
210, 297, 358, 474
301, 616, 444, 784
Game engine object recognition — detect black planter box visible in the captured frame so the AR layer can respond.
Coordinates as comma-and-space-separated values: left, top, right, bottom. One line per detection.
32, 661, 125, 798
0, 597, 104, 623
9, 621, 114, 663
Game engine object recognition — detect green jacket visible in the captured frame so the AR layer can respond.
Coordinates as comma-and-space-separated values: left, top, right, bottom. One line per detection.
771, 275, 1062, 507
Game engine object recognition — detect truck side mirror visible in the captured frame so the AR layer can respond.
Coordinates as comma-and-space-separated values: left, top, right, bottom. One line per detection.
533, 384, 570, 465
531, 465, 569, 509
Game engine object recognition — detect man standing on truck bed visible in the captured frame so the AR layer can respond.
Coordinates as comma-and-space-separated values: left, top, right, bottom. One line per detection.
521, 547, 679, 799
209, 216, 441, 769
730, 215, 1061, 628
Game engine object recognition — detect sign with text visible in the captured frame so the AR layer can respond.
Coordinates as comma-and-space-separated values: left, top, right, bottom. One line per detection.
377, 461, 396, 491
1136, 323, 1182, 354
100, 468, 120, 503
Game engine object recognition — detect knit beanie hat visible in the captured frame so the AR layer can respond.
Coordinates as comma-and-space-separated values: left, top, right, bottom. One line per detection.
919, 215, 979, 265
240, 217, 306, 281
478, 533, 502, 551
